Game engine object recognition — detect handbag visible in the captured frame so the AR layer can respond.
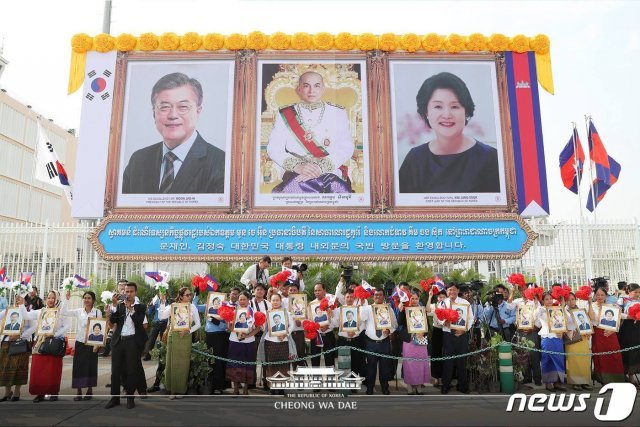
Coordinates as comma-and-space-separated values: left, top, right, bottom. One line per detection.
8, 339, 29, 355
563, 328, 582, 346
38, 337, 67, 357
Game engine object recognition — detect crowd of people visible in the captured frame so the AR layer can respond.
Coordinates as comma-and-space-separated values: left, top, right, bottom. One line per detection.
1, 258, 639, 409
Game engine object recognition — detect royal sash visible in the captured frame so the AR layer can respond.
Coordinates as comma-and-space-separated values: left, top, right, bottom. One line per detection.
279, 106, 329, 158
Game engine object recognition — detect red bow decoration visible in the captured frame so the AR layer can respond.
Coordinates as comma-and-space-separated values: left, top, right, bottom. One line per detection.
551, 285, 572, 301
434, 308, 459, 323
508, 273, 527, 290
524, 287, 544, 301
354, 285, 371, 301
302, 319, 320, 340
253, 311, 267, 327
575, 286, 593, 301
628, 304, 640, 321
420, 278, 434, 292
269, 270, 292, 288
191, 275, 207, 292
218, 305, 236, 322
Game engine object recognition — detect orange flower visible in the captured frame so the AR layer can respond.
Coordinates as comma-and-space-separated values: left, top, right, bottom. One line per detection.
115, 33, 137, 51
94, 34, 115, 52
488, 33, 510, 52
445, 33, 466, 53
202, 33, 224, 51
509, 34, 530, 53
138, 33, 159, 51
400, 33, 421, 52
71, 33, 93, 53
225, 33, 247, 50
421, 33, 443, 52
269, 32, 291, 50
334, 32, 355, 51
356, 33, 378, 51
529, 34, 550, 55
466, 33, 488, 52
247, 31, 269, 50
379, 33, 398, 52
180, 32, 202, 51
159, 32, 180, 51
291, 32, 312, 50
312, 32, 334, 50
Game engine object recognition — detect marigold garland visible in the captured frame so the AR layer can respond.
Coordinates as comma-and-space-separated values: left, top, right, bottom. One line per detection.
93, 34, 115, 53
509, 34, 530, 54
357, 33, 378, 51
445, 33, 466, 53
400, 33, 421, 52
421, 33, 444, 52
71, 33, 93, 53
180, 32, 202, 51
334, 32, 356, 51
312, 32, 334, 50
115, 33, 137, 51
202, 33, 224, 51
138, 32, 159, 51
488, 33, 510, 52
159, 32, 180, 51
269, 32, 291, 50
247, 31, 269, 50
378, 33, 398, 52
225, 33, 246, 50
466, 33, 488, 52
529, 34, 550, 55
290, 32, 312, 50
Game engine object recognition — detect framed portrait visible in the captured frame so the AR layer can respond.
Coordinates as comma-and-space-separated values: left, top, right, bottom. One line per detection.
339, 306, 360, 333
308, 301, 330, 326
288, 293, 307, 320
36, 308, 59, 337
232, 306, 251, 333
571, 308, 593, 336
450, 303, 470, 331
406, 307, 428, 334
253, 58, 371, 210
517, 305, 535, 330
389, 57, 509, 209
205, 292, 227, 318
85, 317, 108, 347
1, 307, 24, 336
112, 57, 235, 210
547, 307, 567, 334
170, 303, 191, 332
372, 304, 392, 331
596, 304, 621, 332
268, 308, 289, 337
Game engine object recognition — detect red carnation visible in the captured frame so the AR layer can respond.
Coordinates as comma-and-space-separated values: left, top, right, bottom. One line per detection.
253, 311, 266, 327
575, 286, 592, 301
508, 273, 527, 290
551, 285, 571, 301
354, 285, 370, 301
218, 305, 235, 322
446, 308, 460, 324
302, 319, 320, 340
319, 298, 329, 311
524, 286, 544, 301
420, 278, 434, 292
628, 304, 640, 321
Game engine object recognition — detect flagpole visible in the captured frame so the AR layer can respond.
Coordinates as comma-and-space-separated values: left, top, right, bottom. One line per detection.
585, 115, 597, 224
571, 122, 584, 221
573, 121, 592, 282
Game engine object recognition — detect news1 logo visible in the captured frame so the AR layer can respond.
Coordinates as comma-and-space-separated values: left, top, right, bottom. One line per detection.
506, 383, 637, 421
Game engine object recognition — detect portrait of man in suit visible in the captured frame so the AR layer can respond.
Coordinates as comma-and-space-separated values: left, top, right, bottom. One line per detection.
270, 313, 286, 333
577, 313, 591, 331
343, 310, 357, 328
454, 308, 466, 327
3, 311, 21, 331
121, 72, 226, 195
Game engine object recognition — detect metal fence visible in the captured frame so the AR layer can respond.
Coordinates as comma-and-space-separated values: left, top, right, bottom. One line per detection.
0, 219, 638, 297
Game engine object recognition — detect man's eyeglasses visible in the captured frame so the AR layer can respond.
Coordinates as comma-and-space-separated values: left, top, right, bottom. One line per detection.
183, 293, 193, 297
155, 103, 196, 115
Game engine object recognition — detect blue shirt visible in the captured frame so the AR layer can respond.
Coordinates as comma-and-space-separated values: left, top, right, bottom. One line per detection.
147, 299, 168, 323
196, 296, 228, 333
0, 297, 8, 311
483, 302, 516, 329
469, 302, 484, 329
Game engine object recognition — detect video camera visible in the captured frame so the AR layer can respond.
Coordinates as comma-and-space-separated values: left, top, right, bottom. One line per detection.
340, 264, 358, 284
617, 281, 628, 291
469, 279, 485, 292
291, 263, 308, 273
590, 276, 609, 291
487, 292, 504, 308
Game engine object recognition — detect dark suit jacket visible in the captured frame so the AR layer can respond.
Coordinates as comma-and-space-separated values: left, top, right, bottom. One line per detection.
343, 320, 356, 328
4, 322, 20, 331
122, 133, 225, 194
271, 323, 285, 332
109, 303, 148, 351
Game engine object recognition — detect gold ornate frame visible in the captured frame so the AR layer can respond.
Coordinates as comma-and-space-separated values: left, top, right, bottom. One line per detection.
170, 302, 191, 332
449, 303, 470, 331
339, 305, 360, 333
85, 317, 108, 347
288, 293, 307, 320
373, 303, 392, 331
267, 308, 289, 337
406, 306, 428, 334
595, 304, 621, 333
1, 308, 24, 336
36, 308, 60, 337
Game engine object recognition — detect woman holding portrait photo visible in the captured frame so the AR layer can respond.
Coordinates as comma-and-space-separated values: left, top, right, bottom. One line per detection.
397, 289, 430, 395
399, 72, 500, 194
565, 292, 593, 391
0, 295, 33, 402
226, 291, 261, 396
590, 287, 625, 385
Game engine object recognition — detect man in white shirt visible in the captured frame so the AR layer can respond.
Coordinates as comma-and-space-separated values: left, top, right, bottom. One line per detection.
507, 284, 543, 387
435, 283, 474, 394
282, 256, 305, 292
309, 283, 337, 368
362, 288, 396, 395
333, 288, 366, 387
240, 256, 271, 291
286, 282, 307, 367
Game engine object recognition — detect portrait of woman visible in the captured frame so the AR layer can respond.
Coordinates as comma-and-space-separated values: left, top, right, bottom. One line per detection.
87, 323, 104, 343
208, 297, 221, 316
234, 312, 249, 330
313, 306, 328, 324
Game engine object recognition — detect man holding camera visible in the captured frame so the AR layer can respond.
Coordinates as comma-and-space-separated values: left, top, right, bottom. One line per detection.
240, 255, 271, 291
282, 256, 306, 292
483, 285, 516, 341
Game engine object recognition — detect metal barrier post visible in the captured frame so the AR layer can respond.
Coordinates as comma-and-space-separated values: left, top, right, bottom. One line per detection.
336, 347, 352, 395
498, 342, 515, 393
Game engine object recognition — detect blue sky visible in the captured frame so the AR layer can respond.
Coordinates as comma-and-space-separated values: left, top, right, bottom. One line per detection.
0, 0, 637, 220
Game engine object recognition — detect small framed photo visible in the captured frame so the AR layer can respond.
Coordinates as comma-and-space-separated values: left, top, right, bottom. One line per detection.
406, 307, 428, 334
339, 306, 360, 333
309, 301, 330, 327
1, 307, 24, 336
171, 303, 191, 332
268, 308, 288, 337
206, 292, 227, 318
571, 309, 593, 335
85, 317, 108, 347
233, 307, 251, 333
372, 304, 392, 331
288, 293, 307, 320
36, 308, 59, 337
547, 307, 567, 334
596, 304, 621, 332
450, 303, 469, 331
517, 305, 535, 330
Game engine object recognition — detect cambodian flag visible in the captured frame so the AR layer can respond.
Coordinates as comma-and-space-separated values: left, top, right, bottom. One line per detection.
361, 280, 375, 297
0, 266, 6, 282
586, 120, 621, 212
204, 274, 219, 292
559, 127, 585, 194
145, 272, 164, 283
20, 272, 33, 285
73, 274, 90, 288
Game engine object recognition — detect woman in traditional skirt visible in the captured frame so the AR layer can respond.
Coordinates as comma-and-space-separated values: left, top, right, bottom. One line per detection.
61, 290, 102, 400
534, 292, 569, 392
159, 287, 201, 399
261, 293, 294, 395
0, 295, 34, 402
565, 292, 594, 391
398, 289, 431, 395
226, 291, 261, 396
21, 290, 70, 402
429, 290, 446, 387
590, 287, 625, 384
619, 283, 640, 387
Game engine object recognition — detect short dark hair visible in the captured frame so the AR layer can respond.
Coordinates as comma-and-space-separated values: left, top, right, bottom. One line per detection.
93, 323, 102, 331
494, 284, 507, 292
345, 288, 355, 295
151, 72, 203, 106
416, 72, 475, 127
125, 282, 137, 291
83, 291, 96, 302
254, 283, 267, 292
288, 282, 300, 290
260, 255, 272, 264
273, 314, 281, 320
240, 290, 252, 300
446, 283, 460, 290
604, 309, 614, 317
315, 283, 326, 290
117, 279, 128, 285
282, 256, 292, 263
230, 286, 242, 294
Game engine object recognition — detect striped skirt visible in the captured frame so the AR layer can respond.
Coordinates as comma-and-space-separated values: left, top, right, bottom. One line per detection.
0, 341, 29, 387
226, 341, 256, 384
264, 340, 290, 378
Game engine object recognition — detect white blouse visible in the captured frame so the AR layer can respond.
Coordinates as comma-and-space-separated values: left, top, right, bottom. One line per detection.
534, 305, 575, 338
59, 301, 102, 343
158, 303, 201, 334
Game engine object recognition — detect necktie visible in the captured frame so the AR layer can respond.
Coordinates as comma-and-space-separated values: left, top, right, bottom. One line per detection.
159, 151, 178, 193
376, 329, 382, 338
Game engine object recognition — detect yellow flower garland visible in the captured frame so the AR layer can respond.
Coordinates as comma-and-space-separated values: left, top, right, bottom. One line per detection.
247, 31, 269, 51
312, 32, 334, 50
488, 33, 510, 52
71, 33, 93, 53
138, 33, 159, 51
159, 32, 180, 51
334, 32, 356, 51
529, 34, 550, 55
445, 34, 466, 53
225, 33, 247, 50
269, 32, 291, 50
400, 33, 421, 52
180, 32, 202, 51
115, 33, 137, 51
509, 34, 530, 54
422, 33, 444, 52
94, 34, 115, 53
291, 32, 312, 50
202, 33, 224, 51
378, 33, 398, 52
357, 33, 378, 51
466, 33, 488, 52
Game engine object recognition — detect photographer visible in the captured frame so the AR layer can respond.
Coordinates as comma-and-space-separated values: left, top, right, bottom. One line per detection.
461, 285, 483, 350
240, 255, 271, 291
282, 256, 306, 292
483, 285, 516, 341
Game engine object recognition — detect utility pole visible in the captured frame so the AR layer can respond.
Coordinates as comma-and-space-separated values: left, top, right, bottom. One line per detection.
103, 0, 112, 34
